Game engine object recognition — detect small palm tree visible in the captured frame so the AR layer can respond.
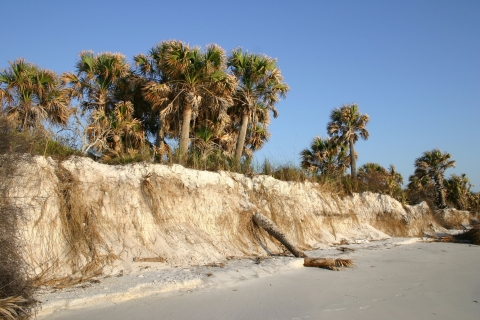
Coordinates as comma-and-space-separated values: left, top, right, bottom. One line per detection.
327, 104, 369, 180
227, 48, 289, 164
358, 163, 403, 196
445, 173, 475, 211
413, 149, 456, 209
63, 51, 130, 114
0, 59, 72, 131
300, 136, 350, 178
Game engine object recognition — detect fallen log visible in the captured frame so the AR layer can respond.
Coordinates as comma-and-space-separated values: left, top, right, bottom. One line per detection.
304, 257, 355, 271
252, 212, 355, 270
252, 212, 306, 258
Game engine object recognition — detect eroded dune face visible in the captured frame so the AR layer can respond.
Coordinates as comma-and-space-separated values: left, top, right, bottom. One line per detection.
8, 156, 446, 284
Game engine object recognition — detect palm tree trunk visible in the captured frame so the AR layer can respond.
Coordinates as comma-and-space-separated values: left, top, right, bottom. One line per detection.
349, 138, 357, 180
155, 119, 165, 150
434, 173, 447, 209
252, 212, 306, 258
234, 114, 249, 165
179, 104, 192, 163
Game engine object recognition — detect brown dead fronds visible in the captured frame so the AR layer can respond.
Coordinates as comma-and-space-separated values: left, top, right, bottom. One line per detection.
304, 257, 355, 271
453, 225, 480, 245
0, 296, 29, 320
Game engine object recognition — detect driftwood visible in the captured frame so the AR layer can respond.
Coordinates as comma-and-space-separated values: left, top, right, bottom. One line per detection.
252, 212, 355, 270
304, 257, 355, 271
133, 257, 164, 262
252, 212, 306, 258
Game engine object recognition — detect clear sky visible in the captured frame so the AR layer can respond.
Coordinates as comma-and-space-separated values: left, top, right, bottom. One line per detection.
1, 0, 479, 190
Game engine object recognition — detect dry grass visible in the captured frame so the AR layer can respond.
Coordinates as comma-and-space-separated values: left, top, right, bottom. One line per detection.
371, 211, 410, 237
140, 173, 177, 225
0, 296, 29, 320
249, 186, 313, 250
0, 116, 36, 319
41, 163, 115, 288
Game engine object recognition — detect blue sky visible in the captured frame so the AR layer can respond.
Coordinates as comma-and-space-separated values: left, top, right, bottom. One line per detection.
1, 0, 479, 190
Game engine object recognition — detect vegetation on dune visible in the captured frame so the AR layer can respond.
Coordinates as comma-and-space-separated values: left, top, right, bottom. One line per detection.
327, 103, 369, 181
411, 149, 456, 209
1, 41, 477, 210
0, 59, 73, 132
1, 39, 480, 319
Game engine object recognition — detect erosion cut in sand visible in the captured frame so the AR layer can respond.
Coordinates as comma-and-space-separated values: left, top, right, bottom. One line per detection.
7, 156, 469, 286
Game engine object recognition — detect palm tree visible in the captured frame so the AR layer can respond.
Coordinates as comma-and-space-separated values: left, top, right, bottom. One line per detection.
386, 165, 404, 196
300, 136, 350, 178
0, 59, 72, 131
413, 149, 456, 209
327, 104, 369, 180
86, 101, 145, 157
227, 48, 289, 164
445, 173, 475, 211
358, 163, 403, 196
63, 51, 130, 114
136, 41, 236, 163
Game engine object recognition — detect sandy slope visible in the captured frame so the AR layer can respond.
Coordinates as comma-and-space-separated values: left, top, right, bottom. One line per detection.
38, 239, 480, 320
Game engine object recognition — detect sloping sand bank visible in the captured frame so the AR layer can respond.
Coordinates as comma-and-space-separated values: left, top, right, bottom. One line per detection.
11, 157, 448, 284
39, 239, 480, 320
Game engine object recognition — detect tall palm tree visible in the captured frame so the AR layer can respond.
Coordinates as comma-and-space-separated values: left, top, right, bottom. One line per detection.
227, 48, 289, 164
327, 104, 369, 180
63, 51, 130, 114
0, 59, 72, 131
413, 149, 456, 209
136, 41, 236, 163
300, 136, 350, 178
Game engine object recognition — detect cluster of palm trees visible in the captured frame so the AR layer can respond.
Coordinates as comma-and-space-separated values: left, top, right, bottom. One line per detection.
300, 103, 369, 180
1, 46, 478, 211
0, 41, 289, 167
300, 104, 478, 211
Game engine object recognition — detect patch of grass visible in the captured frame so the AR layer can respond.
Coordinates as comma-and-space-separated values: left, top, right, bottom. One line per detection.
371, 211, 410, 237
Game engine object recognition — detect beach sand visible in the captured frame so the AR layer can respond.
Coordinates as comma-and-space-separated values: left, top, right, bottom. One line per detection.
38, 239, 480, 320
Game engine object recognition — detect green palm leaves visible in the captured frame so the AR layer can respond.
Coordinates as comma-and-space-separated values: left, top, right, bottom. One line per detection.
413, 149, 456, 209
86, 101, 145, 157
136, 41, 237, 162
63, 51, 130, 113
65, 51, 144, 157
300, 136, 350, 178
327, 104, 369, 179
358, 163, 403, 196
227, 48, 289, 163
0, 59, 72, 131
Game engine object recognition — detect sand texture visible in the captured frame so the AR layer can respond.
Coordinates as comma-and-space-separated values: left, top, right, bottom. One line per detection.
39, 239, 480, 319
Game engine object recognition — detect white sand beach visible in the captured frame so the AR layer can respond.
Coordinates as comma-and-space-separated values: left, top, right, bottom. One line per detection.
37, 239, 480, 320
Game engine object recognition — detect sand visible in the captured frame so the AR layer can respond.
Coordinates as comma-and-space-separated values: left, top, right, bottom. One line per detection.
37, 238, 480, 320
